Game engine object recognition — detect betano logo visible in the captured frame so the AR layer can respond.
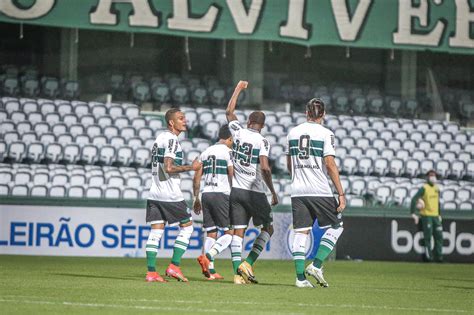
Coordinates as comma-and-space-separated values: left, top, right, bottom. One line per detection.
391, 220, 473, 255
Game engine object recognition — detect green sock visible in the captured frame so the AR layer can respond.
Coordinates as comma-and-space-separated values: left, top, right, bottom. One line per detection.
314, 243, 333, 268
245, 251, 260, 265
314, 258, 323, 268
293, 253, 306, 281
245, 231, 270, 266
232, 254, 241, 274
171, 240, 188, 266
146, 250, 157, 272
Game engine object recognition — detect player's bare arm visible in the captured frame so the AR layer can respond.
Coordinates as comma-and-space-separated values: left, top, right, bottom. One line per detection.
164, 157, 202, 174
227, 165, 234, 188
260, 155, 279, 206
226, 80, 248, 122
192, 165, 203, 214
324, 155, 346, 212
286, 155, 292, 177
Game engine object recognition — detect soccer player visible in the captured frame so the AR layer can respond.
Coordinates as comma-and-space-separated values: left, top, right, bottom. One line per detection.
410, 170, 443, 263
287, 98, 346, 288
145, 108, 202, 283
194, 125, 234, 280
226, 80, 279, 284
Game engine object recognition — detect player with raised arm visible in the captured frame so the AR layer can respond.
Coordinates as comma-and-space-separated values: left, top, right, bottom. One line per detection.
145, 108, 202, 283
287, 98, 346, 288
226, 80, 279, 284
194, 125, 235, 280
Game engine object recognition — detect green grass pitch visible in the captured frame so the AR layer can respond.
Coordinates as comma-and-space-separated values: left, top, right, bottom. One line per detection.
0, 255, 472, 314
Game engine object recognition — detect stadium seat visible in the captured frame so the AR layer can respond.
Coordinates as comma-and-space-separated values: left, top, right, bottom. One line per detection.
14, 172, 31, 185
350, 179, 366, 195
116, 146, 133, 166
459, 202, 473, 211
41, 78, 60, 98
61, 144, 80, 164
72, 134, 89, 147
456, 189, 471, 203
391, 187, 408, 206
10, 111, 26, 123
67, 186, 84, 198
22, 101, 38, 114
0, 141, 7, 162
32, 173, 49, 186
51, 123, 68, 135
2, 77, 19, 96
441, 189, 456, 203
44, 143, 63, 163
435, 159, 450, 178
30, 185, 48, 197
137, 127, 154, 139
79, 144, 99, 165
375, 186, 391, 205
372, 158, 389, 176
7, 141, 26, 163
3, 131, 20, 144
25, 142, 45, 164
120, 126, 136, 138
388, 158, 404, 177
420, 159, 435, 176
342, 156, 357, 175
49, 185, 66, 197
202, 120, 221, 140
122, 187, 139, 199
12, 184, 29, 196
87, 187, 104, 198
105, 185, 124, 200
65, 124, 83, 138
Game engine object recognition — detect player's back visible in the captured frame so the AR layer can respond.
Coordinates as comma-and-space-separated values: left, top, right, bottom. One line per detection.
200, 143, 233, 195
149, 130, 184, 202
287, 122, 335, 197
228, 120, 270, 193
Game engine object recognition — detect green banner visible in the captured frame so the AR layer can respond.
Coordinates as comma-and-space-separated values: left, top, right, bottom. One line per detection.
1, 0, 473, 54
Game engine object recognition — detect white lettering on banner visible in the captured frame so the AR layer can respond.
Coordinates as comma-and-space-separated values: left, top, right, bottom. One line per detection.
0, 0, 55, 19
90, 0, 159, 27
393, 0, 445, 46
391, 220, 474, 255
168, 0, 219, 32
280, 0, 310, 40
449, 0, 474, 48
226, 0, 265, 34
331, 0, 373, 41
0, 205, 287, 258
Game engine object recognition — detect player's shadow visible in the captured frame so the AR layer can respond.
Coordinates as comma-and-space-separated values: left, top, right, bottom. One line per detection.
441, 285, 474, 290
186, 277, 294, 287
52, 272, 137, 281
434, 278, 474, 283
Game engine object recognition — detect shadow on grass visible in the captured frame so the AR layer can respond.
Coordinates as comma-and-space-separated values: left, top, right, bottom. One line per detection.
434, 278, 474, 283
442, 285, 474, 290
52, 273, 138, 281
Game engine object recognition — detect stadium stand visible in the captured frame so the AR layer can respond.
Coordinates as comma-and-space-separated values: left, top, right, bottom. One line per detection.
0, 91, 472, 210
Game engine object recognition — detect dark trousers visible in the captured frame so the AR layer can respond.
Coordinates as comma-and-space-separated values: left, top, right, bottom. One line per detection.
421, 216, 443, 262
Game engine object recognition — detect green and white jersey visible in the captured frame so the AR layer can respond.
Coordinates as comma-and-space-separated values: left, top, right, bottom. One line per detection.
229, 120, 271, 193
149, 130, 184, 202
199, 143, 233, 195
286, 122, 336, 197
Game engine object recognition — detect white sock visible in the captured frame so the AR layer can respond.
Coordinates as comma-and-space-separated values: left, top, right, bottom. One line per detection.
231, 235, 243, 266
208, 234, 233, 258
146, 229, 164, 253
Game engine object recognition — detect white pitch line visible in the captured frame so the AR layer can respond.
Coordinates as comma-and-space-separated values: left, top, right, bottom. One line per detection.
0, 299, 303, 315
135, 298, 469, 313
0, 297, 468, 314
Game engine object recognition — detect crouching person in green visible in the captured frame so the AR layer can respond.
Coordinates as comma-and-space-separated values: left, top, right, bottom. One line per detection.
410, 170, 443, 263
